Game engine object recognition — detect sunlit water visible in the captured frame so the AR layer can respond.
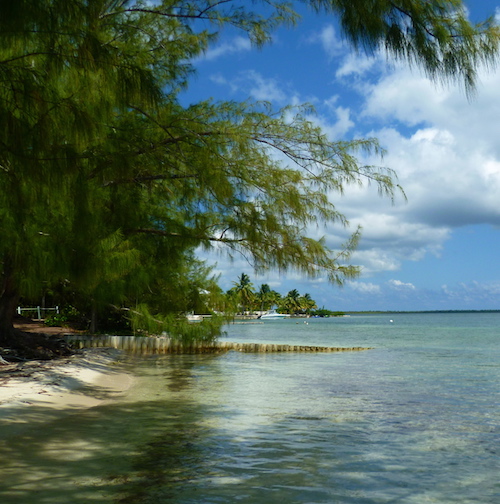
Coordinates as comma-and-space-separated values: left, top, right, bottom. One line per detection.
1, 312, 499, 503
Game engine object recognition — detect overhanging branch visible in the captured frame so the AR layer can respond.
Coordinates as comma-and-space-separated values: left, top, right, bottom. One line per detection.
129, 227, 247, 244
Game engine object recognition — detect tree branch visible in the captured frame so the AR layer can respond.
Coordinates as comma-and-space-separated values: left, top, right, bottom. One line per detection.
129, 227, 247, 244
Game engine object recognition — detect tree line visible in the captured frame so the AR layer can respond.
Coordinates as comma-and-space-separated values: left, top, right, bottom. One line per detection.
227, 273, 319, 316
1, 1, 498, 358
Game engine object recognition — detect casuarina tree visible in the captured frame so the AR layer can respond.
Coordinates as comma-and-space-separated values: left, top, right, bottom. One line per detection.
0, 1, 498, 358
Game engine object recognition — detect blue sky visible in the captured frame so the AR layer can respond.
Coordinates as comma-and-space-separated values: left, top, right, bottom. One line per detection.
181, 1, 500, 311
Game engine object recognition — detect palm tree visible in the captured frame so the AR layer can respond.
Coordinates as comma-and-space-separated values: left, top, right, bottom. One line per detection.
300, 293, 317, 315
283, 289, 301, 315
233, 273, 255, 314
268, 290, 283, 310
256, 283, 271, 312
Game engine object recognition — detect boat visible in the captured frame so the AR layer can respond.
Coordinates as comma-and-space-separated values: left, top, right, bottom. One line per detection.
259, 309, 290, 320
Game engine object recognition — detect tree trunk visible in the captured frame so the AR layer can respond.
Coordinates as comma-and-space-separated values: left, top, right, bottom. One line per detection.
0, 265, 19, 346
89, 301, 98, 334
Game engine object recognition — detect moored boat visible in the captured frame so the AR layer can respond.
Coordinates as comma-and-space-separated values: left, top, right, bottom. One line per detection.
259, 309, 290, 320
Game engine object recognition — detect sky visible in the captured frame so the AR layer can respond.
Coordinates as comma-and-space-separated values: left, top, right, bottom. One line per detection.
180, 1, 500, 312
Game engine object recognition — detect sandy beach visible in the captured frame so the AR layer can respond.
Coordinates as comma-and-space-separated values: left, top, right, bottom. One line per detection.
0, 348, 134, 421
0, 347, 139, 503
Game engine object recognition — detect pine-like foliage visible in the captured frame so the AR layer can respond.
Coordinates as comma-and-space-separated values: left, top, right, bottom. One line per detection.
312, 0, 500, 96
0, 1, 498, 350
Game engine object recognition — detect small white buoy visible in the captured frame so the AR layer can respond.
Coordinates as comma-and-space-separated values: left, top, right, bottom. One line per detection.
390, 320, 394, 323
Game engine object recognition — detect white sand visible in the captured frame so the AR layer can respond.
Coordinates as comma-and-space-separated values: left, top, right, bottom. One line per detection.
0, 349, 134, 415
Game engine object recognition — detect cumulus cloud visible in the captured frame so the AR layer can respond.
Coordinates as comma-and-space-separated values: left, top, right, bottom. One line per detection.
307, 24, 345, 59
313, 61, 500, 282
201, 60, 500, 297
308, 103, 355, 140
350, 249, 402, 276
244, 71, 289, 102
361, 69, 448, 126
336, 53, 378, 79
190, 16, 500, 310
348, 282, 381, 294
359, 68, 500, 230
388, 279, 416, 291
307, 25, 380, 80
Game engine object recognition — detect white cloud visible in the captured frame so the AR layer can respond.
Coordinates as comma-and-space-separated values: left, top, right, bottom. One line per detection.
209, 69, 292, 103
309, 62, 500, 282
371, 126, 500, 229
192, 28, 500, 310
307, 24, 345, 59
307, 24, 379, 79
348, 281, 381, 294
199, 36, 252, 61
440, 281, 500, 306
351, 249, 402, 275
361, 69, 449, 126
308, 104, 354, 139
336, 53, 378, 78
388, 279, 416, 291
209, 73, 228, 85
244, 70, 289, 102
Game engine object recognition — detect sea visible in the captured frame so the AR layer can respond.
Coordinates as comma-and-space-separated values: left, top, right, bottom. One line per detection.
1, 312, 499, 503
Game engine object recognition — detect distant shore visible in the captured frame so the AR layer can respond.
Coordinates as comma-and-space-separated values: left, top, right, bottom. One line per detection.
344, 309, 500, 314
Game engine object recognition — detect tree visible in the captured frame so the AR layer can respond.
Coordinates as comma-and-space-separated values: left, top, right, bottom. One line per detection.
267, 290, 284, 311
0, 0, 217, 354
299, 293, 318, 315
312, 0, 500, 97
232, 273, 255, 314
283, 289, 302, 315
0, 1, 498, 358
255, 284, 271, 312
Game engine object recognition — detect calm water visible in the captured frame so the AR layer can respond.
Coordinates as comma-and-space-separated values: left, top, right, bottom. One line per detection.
1, 312, 499, 503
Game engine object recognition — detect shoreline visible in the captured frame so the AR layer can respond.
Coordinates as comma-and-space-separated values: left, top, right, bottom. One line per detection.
0, 348, 134, 422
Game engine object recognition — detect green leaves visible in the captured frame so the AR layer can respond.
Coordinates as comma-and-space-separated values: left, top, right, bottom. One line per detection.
121, 98, 396, 283
313, 0, 500, 96
1, 1, 498, 340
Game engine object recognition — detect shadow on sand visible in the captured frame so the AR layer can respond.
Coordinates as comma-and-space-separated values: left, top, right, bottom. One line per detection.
0, 356, 218, 504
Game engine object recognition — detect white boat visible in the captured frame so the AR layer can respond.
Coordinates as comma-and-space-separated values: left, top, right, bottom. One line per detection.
259, 309, 290, 320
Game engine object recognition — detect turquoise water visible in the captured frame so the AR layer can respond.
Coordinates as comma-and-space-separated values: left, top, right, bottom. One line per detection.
1, 313, 499, 503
